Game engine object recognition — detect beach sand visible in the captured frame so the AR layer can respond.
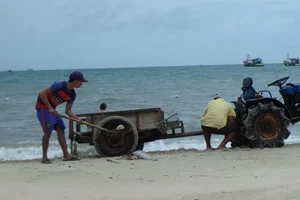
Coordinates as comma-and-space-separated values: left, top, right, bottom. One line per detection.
1, 144, 300, 200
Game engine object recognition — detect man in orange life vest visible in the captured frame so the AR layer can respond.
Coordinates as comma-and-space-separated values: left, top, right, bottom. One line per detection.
36, 71, 87, 164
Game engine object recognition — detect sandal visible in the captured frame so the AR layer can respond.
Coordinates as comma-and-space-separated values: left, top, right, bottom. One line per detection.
40, 157, 52, 164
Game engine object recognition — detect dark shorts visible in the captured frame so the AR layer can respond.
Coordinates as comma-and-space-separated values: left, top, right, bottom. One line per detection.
201, 120, 239, 135
36, 109, 66, 133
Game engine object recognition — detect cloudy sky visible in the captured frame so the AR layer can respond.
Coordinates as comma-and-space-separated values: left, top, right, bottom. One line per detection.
0, 0, 299, 71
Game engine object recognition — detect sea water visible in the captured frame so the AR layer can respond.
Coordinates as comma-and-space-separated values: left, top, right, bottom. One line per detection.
1, 64, 300, 161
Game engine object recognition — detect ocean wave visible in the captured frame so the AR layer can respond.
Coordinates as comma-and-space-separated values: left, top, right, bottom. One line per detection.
2, 65, 300, 161
1, 135, 300, 161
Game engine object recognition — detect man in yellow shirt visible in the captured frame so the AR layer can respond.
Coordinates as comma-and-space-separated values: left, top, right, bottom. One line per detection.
200, 97, 240, 149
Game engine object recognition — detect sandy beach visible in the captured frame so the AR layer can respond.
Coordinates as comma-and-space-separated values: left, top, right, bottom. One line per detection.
1, 144, 300, 200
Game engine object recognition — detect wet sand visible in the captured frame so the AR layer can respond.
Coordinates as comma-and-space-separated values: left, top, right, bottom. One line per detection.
1, 144, 300, 200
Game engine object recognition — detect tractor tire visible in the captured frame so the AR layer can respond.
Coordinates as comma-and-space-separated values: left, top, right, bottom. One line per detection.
93, 116, 138, 157
243, 102, 290, 148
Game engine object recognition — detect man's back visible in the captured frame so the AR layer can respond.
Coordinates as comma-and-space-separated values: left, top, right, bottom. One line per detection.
242, 87, 257, 100
201, 98, 236, 129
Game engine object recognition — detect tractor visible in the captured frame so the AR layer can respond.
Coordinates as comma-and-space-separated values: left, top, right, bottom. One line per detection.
231, 76, 300, 148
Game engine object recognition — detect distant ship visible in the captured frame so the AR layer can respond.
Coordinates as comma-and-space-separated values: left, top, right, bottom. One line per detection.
283, 53, 300, 66
28, 68, 34, 71
243, 54, 264, 67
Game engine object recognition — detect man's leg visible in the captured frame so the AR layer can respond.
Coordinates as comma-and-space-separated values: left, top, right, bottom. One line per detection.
37, 109, 53, 163
218, 132, 236, 149
217, 120, 240, 149
56, 127, 71, 159
42, 132, 51, 158
202, 126, 216, 149
55, 116, 76, 160
203, 132, 212, 149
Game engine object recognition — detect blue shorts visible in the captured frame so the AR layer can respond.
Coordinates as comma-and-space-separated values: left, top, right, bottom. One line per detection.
36, 109, 66, 133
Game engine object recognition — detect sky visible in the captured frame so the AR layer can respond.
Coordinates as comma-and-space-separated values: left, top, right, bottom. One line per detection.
0, 0, 299, 71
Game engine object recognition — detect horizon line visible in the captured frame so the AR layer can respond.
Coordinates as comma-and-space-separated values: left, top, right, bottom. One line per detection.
1, 62, 285, 72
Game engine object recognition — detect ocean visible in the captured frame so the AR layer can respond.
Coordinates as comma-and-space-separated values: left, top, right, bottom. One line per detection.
1, 64, 300, 161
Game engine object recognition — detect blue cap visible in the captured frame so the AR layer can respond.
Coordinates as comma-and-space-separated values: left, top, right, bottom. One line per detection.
69, 71, 88, 82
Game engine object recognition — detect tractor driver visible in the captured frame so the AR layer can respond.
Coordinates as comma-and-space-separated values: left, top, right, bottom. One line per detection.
238, 77, 260, 104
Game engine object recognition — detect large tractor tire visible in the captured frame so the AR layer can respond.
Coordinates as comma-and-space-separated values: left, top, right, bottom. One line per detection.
243, 102, 290, 148
93, 116, 138, 157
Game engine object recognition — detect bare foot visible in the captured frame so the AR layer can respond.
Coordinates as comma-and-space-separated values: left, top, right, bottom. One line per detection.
217, 146, 227, 151
129, 155, 139, 160
62, 154, 80, 161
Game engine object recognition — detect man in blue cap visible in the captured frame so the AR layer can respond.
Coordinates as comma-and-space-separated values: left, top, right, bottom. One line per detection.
35, 71, 88, 164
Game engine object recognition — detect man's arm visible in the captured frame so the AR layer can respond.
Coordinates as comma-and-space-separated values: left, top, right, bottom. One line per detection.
65, 103, 79, 120
65, 103, 81, 140
227, 104, 237, 119
38, 87, 56, 113
227, 116, 235, 121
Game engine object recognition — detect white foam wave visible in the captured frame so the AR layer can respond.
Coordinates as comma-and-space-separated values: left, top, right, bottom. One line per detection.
2, 135, 300, 161
0, 146, 60, 161
144, 138, 207, 152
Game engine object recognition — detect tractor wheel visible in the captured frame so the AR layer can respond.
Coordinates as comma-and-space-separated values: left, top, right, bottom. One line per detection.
93, 116, 138, 157
243, 102, 290, 148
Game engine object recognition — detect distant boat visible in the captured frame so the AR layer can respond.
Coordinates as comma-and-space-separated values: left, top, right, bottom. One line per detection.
8, 70, 12, 72
243, 54, 264, 67
28, 68, 34, 71
283, 53, 300, 66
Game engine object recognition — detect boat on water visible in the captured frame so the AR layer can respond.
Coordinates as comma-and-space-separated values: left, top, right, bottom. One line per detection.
243, 54, 264, 67
283, 53, 300, 66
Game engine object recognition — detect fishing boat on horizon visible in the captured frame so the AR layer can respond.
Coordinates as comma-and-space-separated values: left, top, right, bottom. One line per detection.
283, 53, 300, 66
243, 54, 264, 67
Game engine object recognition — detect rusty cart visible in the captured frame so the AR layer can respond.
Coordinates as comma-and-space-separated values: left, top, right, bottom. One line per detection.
68, 107, 203, 157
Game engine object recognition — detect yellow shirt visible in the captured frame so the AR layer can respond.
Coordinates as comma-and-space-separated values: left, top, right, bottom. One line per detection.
200, 98, 236, 129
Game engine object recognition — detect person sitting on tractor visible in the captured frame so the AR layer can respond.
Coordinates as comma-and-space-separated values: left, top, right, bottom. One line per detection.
238, 77, 260, 103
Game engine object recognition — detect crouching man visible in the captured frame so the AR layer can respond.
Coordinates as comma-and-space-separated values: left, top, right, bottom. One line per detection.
200, 97, 240, 149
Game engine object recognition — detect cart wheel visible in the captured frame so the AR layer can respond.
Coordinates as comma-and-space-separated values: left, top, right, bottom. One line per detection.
93, 116, 138, 157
